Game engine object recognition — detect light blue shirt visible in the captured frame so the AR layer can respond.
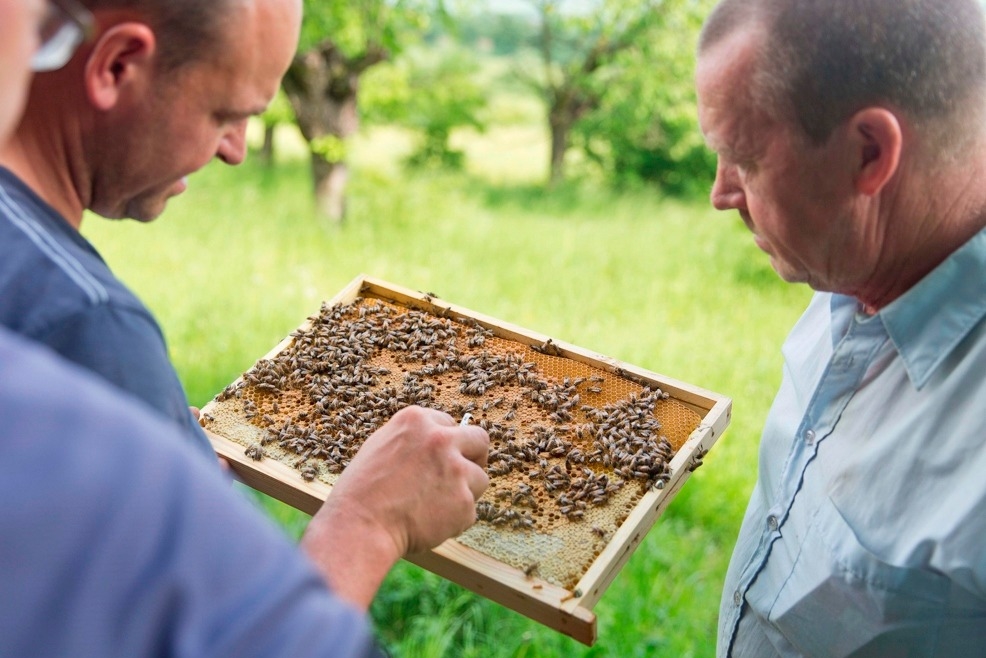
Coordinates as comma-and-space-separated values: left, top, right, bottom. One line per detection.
719, 227, 986, 657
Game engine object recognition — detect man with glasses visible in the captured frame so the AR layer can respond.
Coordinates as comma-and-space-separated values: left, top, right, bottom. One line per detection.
0, 0, 490, 482
0, 2, 486, 655
0, 0, 227, 459
33, 0, 94, 72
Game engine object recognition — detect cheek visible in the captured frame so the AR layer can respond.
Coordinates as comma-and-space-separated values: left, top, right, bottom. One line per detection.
156, 121, 218, 174
186, 123, 224, 165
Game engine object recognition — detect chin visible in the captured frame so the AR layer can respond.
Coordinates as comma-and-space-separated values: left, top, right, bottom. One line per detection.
123, 198, 171, 223
768, 258, 806, 284
774, 268, 811, 286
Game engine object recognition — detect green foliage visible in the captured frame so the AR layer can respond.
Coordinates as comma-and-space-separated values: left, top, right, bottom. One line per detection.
310, 134, 348, 163
83, 123, 811, 656
260, 89, 296, 129
402, 48, 487, 169
574, 0, 718, 195
298, 0, 437, 55
439, 10, 539, 55
360, 61, 413, 124
295, 0, 715, 193
363, 45, 488, 170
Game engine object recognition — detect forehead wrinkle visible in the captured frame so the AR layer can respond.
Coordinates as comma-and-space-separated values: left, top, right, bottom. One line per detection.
698, 26, 774, 160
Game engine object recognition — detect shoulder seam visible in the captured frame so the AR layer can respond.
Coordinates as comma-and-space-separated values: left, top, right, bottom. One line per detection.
0, 185, 109, 305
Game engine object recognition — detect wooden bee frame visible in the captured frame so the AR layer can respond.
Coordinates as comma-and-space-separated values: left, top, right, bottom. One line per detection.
202, 275, 731, 646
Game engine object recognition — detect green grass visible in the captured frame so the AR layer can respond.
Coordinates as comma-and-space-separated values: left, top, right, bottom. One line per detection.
83, 125, 811, 657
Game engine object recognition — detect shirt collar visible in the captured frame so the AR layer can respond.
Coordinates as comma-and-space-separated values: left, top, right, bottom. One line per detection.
876, 227, 986, 390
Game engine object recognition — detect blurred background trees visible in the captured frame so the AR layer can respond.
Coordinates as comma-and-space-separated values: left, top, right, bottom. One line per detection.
280, 0, 439, 222
518, 0, 670, 187
268, 0, 716, 222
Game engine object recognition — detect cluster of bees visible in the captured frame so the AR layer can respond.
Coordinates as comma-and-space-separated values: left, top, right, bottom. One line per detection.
210, 297, 679, 533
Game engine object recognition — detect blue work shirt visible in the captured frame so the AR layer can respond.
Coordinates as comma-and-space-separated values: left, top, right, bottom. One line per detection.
719, 227, 986, 656
0, 328, 383, 657
0, 167, 214, 460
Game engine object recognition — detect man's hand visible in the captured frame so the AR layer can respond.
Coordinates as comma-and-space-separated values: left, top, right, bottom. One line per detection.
300, 405, 490, 608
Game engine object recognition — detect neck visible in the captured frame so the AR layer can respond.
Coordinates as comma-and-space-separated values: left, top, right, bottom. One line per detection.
0, 84, 90, 231
849, 158, 986, 312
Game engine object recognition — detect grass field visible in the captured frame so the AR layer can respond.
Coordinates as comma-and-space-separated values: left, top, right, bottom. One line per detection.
83, 122, 812, 657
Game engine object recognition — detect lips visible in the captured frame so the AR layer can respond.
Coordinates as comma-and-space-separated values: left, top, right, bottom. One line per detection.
735, 211, 768, 251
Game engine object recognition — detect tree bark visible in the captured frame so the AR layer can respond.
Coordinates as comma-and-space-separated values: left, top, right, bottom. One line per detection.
311, 156, 348, 222
282, 40, 388, 224
532, 0, 654, 188
547, 88, 596, 187
260, 123, 275, 166
548, 113, 570, 188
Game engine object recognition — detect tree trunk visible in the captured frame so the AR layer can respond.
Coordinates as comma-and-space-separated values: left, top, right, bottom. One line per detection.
281, 40, 388, 224
548, 114, 571, 188
260, 123, 275, 166
546, 87, 598, 188
311, 155, 348, 224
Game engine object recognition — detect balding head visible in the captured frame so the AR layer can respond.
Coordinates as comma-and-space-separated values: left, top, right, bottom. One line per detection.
699, 0, 986, 158
78, 0, 252, 72
0, 0, 301, 226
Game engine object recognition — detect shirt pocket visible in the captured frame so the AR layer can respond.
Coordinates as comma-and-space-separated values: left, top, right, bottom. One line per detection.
767, 496, 950, 657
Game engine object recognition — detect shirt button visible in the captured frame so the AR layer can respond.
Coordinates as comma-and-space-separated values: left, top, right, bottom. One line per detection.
805, 429, 816, 445
733, 590, 742, 606
767, 515, 779, 531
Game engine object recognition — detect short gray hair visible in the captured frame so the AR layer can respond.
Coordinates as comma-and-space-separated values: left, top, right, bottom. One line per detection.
699, 0, 986, 154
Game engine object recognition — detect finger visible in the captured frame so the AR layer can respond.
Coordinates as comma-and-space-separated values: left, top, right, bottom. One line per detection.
464, 463, 490, 501
455, 426, 491, 465
418, 405, 456, 426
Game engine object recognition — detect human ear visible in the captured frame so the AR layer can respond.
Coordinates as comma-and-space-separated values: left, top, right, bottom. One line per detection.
83, 23, 157, 111
848, 107, 903, 196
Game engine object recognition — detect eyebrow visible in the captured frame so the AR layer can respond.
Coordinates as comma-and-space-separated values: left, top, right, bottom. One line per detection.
703, 134, 733, 158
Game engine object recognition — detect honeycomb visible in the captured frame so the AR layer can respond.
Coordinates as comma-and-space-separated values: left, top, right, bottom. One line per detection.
203, 295, 701, 590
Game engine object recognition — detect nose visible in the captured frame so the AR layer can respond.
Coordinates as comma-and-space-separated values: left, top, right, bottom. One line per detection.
710, 160, 746, 212
216, 120, 248, 166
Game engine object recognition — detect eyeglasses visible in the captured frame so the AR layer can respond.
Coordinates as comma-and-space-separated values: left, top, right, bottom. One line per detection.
32, 0, 95, 72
